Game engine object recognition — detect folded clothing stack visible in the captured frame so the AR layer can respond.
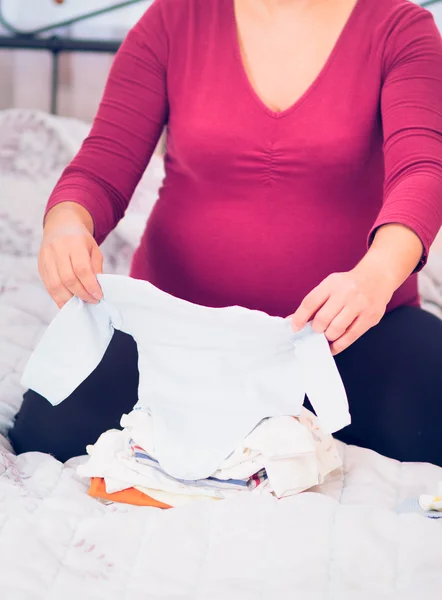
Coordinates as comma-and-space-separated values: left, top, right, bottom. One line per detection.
78, 407, 342, 508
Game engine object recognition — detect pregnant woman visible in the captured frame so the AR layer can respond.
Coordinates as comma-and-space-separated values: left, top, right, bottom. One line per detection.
10, 0, 442, 465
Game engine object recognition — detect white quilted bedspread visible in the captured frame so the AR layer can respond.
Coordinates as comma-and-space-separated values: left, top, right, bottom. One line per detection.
1, 439, 442, 600
1, 109, 442, 599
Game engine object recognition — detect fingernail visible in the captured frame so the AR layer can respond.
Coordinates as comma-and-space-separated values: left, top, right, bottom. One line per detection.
92, 292, 102, 301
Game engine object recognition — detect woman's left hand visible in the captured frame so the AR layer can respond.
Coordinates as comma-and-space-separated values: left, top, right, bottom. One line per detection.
291, 264, 395, 355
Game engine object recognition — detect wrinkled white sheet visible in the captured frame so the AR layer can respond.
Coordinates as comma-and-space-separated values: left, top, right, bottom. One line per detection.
1, 438, 442, 600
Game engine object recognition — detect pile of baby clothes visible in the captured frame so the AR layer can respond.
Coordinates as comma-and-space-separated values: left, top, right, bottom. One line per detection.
78, 406, 342, 508
21, 275, 350, 508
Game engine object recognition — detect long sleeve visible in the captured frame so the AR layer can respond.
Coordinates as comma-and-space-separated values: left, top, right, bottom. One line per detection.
369, 6, 442, 269
295, 327, 350, 435
46, 0, 169, 244
21, 297, 120, 405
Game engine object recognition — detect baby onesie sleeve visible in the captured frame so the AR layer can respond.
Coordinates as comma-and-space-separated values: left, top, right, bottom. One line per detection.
21, 298, 122, 405
45, 0, 169, 244
369, 5, 442, 268
295, 328, 351, 434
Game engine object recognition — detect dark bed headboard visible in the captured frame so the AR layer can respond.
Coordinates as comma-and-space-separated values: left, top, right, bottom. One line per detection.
0, 0, 150, 114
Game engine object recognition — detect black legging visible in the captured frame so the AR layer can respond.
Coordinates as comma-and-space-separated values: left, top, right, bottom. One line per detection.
9, 306, 442, 466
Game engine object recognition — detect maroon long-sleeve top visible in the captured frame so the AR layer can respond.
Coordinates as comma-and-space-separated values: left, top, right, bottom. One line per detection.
47, 0, 442, 317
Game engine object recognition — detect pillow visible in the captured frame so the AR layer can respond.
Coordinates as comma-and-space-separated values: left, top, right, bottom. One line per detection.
0, 109, 90, 256
0, 108, 89, 180
0, 108, 164, 258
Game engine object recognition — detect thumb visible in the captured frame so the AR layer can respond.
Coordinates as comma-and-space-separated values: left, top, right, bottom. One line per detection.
90, 244, 104, 275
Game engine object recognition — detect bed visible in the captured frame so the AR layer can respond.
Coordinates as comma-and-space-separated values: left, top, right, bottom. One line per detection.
1, 109, 442, 599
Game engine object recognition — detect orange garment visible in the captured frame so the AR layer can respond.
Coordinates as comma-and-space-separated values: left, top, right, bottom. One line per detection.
88, 478, 172, 509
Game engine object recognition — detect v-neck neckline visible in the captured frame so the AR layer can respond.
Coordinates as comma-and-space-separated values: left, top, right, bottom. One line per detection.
228, 0, 364, 120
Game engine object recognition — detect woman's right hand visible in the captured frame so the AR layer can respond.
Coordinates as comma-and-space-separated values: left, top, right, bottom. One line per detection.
39, 203, 104, 308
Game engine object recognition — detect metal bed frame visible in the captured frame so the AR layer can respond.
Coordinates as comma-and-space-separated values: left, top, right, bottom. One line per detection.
0, 0, 150, 114
0, 0, 440, 115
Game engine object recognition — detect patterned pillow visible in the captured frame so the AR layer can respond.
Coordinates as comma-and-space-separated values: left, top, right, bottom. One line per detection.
0, 108, 164, 258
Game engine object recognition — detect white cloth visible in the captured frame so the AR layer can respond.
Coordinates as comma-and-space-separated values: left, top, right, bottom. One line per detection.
78, 428, 239, 499
419, 481, 442, 512
77, 408, 342, 502
22, 274, 350, 481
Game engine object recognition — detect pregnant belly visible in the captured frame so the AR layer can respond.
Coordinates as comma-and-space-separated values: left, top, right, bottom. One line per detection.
131, 197, 371, 317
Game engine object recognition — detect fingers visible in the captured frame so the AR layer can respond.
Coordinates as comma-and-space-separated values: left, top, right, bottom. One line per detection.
39, 231, 103, 308
291, 282, 330, 331
291, 270, 387, 353
39, 254, 73, 309
330, 317, 366, 355
323, 305, 360, 342
56, 254, 99, 304
328, 304, 384, 353
310, 295, 346, 335
71, 247, 103, 299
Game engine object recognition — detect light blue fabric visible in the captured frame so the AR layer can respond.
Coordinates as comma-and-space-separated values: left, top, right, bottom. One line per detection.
22, 274, 350, 480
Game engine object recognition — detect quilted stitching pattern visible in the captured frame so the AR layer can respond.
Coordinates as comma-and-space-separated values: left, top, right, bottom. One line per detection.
1, 440, 442, 599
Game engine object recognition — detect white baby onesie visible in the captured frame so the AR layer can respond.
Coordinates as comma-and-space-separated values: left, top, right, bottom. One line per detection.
21, 274, 350, 480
